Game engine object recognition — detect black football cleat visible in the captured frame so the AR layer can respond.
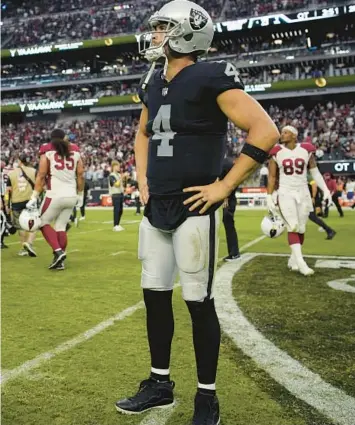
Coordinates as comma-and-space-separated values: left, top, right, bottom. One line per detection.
49, 250, 66, 270
54, 261, 65, 271
115, 379, 175, 415
326, 230, 336, 240
1, 243, 8, 249
192, 391, 220, 425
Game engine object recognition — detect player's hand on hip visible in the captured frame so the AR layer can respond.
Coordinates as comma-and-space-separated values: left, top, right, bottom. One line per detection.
266, 194, 277, 216
183, 180, 231, 214
138, 177, 149, 205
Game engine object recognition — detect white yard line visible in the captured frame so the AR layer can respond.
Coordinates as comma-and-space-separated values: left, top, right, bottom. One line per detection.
67, 249, 80, 254
215, 253, 355, 425
218, 235, 266, 261
6, 228, 105, 246
1, 284, 181, 386
110, 251, 127, 256
1, 301, 144, 385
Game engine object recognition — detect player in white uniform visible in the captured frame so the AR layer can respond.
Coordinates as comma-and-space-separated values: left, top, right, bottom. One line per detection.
26, 129, 85, 270
267, 126, 332, 276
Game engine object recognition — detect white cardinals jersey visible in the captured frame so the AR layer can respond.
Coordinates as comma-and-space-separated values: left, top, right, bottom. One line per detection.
39, 142, 81, 197
270, 143, 316, 190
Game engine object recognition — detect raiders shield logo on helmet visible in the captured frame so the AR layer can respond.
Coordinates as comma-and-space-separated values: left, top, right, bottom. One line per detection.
189, 8, 208, 30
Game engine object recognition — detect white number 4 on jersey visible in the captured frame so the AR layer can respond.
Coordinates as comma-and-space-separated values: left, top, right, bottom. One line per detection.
224, 62, 241, 83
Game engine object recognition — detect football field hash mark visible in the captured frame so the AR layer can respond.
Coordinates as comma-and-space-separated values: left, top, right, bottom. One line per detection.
215, 253, 355, 425
110, 251, 127, 256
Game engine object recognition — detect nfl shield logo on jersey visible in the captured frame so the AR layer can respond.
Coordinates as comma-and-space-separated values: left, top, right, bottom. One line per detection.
189, 8, 208, 30
162, 87, 169, 97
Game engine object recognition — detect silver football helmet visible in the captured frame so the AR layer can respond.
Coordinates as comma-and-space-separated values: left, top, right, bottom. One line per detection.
138, 0, 214, 62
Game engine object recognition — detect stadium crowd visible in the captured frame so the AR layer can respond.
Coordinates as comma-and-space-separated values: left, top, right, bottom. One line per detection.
1, 0, 343, 48
1, 101, 354, 187
223, 0, 342, 19
1, 0, 223, 48
1, 81, 138, 106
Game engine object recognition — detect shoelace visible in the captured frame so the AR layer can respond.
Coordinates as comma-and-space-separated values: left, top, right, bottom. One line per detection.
127, 380, 156, 402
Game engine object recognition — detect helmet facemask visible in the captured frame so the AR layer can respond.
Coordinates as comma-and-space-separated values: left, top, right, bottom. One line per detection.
138, 18, 184, 62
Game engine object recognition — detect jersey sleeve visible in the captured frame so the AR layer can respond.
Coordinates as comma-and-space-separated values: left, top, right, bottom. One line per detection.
269, 145, 282, 158
208, 61, 244, 98
39, 143, 53, 156
70, 143, 80, 153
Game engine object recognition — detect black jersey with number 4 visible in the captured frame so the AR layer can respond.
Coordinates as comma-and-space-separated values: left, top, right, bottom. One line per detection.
138, 60, 244, 229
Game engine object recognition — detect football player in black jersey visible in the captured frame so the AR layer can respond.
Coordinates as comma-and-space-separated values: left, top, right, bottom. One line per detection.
115, 1, 279, 423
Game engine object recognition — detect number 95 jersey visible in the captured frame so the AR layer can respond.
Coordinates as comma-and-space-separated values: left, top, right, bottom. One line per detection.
39, 142, 81, 198
138, 61, 244, 195
270, 143, 316, 190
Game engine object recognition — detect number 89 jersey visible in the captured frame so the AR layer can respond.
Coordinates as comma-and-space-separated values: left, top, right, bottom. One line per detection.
270, 143, 316, 190
39, 142, 81, 197
138, 61, 244, 195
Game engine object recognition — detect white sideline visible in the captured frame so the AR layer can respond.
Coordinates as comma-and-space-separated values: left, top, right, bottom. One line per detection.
5, 219, 140, 246
215, 253, 355, 425
1, 302, 144, 385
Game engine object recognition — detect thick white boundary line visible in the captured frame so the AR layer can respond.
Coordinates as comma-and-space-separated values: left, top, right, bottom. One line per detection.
215, 253, 355, 425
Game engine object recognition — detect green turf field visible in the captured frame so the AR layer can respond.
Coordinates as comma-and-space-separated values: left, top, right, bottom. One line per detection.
1, 209, 355, 425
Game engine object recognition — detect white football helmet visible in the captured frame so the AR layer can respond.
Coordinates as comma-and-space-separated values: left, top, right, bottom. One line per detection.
19, 208, 42, 232
138, 0, 214, 62
261, 214, 285, 238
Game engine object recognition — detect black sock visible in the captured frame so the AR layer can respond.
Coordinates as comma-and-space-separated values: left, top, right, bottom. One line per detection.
186, 298, 221, 387
143, 289, 174, 375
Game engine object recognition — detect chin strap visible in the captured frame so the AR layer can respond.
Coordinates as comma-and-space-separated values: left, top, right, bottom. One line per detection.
141, 55, 168, 90
141, 61, 157, 91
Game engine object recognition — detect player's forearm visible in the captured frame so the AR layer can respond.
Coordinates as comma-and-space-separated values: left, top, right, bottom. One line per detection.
135, 131, 149, 181
222, 154, 261, 192
223, 127, 279, 192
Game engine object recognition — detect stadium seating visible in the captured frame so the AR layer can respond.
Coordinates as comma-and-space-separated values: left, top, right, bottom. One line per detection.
1, 0, 338, 48
2, 102, 354, 187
